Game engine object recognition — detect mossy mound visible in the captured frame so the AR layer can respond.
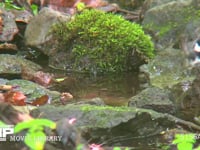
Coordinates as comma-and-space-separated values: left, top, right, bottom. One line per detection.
52, 9, 154, 73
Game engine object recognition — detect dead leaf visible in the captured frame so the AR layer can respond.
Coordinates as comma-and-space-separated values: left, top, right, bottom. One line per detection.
4, 91, 26, 106
30, 95, 49, 106
0, 85, 13, 91
60, 92, 73, 105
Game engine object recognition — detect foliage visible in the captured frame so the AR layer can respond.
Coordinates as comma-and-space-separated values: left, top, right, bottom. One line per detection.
0, 0, 38, 15
0, 0, 24, 10
0, 120, 6, 126
173, 134, 196, 150
14, 119, 56, 150
52, 9, 154, 73
76, 2, 86, 11
31, 4, 39, 15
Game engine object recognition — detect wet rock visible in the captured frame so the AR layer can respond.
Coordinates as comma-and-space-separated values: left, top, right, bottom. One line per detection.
30, 104, 174, 131
30, 104, 195, 143
0, 8, 19, 42
24, 7, 70, 55
0, 54, 41, 75
140, 48, 195, 89
142, 0, 200, 49
128, 86, 175, 114
171, 64, 200, 109
75, 97, 105, 106
6, 79, 60, 103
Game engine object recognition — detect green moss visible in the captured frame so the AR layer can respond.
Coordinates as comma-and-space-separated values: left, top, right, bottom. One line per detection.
52, 9, 154, 73
81, 105, 132, 112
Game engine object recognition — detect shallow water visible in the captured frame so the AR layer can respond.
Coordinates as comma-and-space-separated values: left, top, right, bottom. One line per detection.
49, 69, 140, 106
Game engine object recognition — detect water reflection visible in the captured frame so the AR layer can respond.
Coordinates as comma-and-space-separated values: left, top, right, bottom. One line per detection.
50, 70, 140, 106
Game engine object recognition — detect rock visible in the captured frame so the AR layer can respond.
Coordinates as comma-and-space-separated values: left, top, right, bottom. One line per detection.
128, 86, 175, 114
6, 79, 60, 103
30, 104, 198, 144
107, 0, 144, 10
0, 54, 41, 75
30, 105, 174, 138
24, 7, 70, 55
75, 97, 105, 106
0, 8, 19, 42
142, 0, 200, 49
171, 64, 200, 109
10, 9, 33, 23
142, 0, 175, 11
140, 48, 195, 89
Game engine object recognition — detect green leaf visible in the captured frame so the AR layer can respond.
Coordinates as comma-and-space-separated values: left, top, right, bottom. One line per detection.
76, 2, 85, 11
31, 4, 38, 15
173, 134, 195, 150
113, 147, 121, 150
55, 77, 67, 82
14, 119, 56, 150
0, 120, 6, 126
25, 131, 46, 150
15, 119, 56, 133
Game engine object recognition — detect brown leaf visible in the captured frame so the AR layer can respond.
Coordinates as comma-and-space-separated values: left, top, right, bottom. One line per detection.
0, 85, 13, 91
4, 91, 26, 106
0, 16, 2, 34
30, 95, 49, 106
60, 92, 73, 105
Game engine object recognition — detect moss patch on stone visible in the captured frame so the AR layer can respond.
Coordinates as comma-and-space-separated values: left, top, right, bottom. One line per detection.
52, 9, 154, 73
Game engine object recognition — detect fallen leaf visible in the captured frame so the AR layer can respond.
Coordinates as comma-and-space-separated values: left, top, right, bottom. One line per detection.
0, 85, 13, 91
4, 91, 26, 106
60, 92, 73, 105
55, 77, 67, 82
30, 95, 49, 106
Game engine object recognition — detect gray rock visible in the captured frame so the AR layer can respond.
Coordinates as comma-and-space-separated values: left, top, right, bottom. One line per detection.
0, 8, 19, 42
142, 0, 200, 49
128, 86, 175, 114
0, 54, 41, 75
24, 7, 70, 56
30, 104, 194, 142
171, 64, 200, 108
6, 79, 60, 103
140, 48, 195, 89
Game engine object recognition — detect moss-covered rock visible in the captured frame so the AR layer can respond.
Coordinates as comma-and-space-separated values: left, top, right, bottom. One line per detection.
140, 48, 195, 89
142, 0, 200, 48
52, 9, 154, 73
0, 54, 41, 75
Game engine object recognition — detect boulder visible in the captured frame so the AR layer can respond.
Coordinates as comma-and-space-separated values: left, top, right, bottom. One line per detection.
140, 48, 195, 89
142, 0, 200, 49
24, 7, 70, 56
30, 104, 200, 144
0, 8, 19, 42
128, 86, 175, 114
0, 54, 41, 75
30, 105, 174, 139
171, 64, 200, 109
6, 79, 60, 103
